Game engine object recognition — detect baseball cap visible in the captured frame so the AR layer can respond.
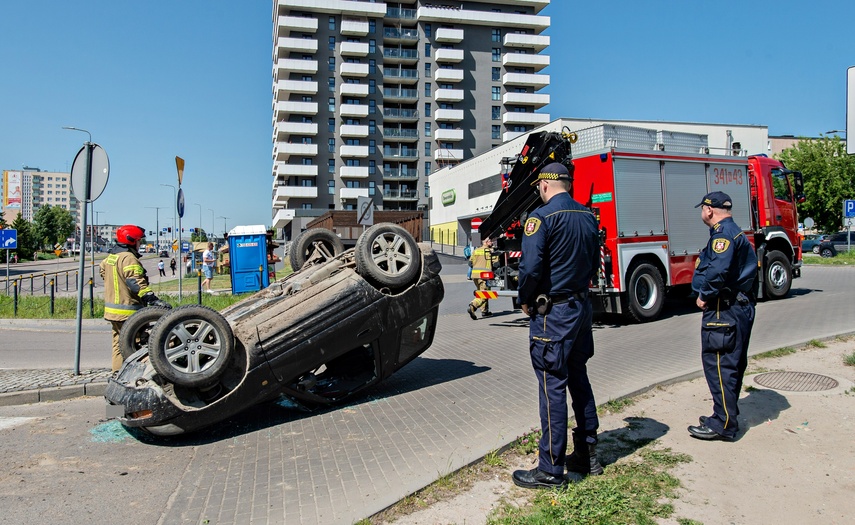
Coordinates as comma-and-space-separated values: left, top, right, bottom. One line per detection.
530, 162, 573, 186
694, 191, 733, 209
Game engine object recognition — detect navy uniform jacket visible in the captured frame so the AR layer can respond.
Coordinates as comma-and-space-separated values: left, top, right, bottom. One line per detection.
692, 216, 757, 301
518, 192, 599, 306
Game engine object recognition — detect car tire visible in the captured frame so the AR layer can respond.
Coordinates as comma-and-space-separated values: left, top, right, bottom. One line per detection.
625, 262, 665, 323
119, 306, 171, 360
289, 228, 345, 270
821, 247, 835, 258
812, 245, 821, 254
763, 250, 791, 299
355, 223, 421, 289
148, 305, 235, 388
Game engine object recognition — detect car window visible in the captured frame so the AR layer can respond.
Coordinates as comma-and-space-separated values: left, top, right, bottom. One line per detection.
398, 312, 437, 363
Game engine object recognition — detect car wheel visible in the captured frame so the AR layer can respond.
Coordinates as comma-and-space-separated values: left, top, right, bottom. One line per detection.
625, 262, 665, 323
148, 305, 235, 388
821, 247, 835, 258
812, 245, 820, 254
289, 228, 345, 270
764, 250, 791, 299
118, 306, 171, 360
355, 223, 421, 289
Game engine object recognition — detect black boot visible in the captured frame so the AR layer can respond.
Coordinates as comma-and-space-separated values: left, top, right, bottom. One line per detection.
565, 429, 604, 476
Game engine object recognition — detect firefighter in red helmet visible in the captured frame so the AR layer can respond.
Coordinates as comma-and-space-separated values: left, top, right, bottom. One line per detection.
99, 224, 171, 371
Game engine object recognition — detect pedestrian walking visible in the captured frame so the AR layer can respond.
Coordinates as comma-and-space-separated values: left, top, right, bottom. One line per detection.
467, 237, 497, 319
157, 259, 166, 277
512, 162, 603, 489
201, 242, 215, 293
688, 191, 757, 441
169, 257, 176, 276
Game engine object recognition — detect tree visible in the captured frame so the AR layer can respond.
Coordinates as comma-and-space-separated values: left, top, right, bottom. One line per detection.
0, 215, 8, 229
11, 213, 35, 260
31, 205, 76, 250
776, 136, 855, 233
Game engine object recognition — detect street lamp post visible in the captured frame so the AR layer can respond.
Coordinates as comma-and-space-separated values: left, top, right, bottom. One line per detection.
161, 184, 176, 252
145, 206, 166, 253
218, 216, 230, 237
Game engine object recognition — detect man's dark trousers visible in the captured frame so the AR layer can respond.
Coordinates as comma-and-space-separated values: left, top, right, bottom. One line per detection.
701, 297, 755, 439
529, 298, 598, 476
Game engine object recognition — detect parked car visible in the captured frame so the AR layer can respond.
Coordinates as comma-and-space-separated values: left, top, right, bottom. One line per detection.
105, 224, 444, 436
818, 231, 855, 257
158, 250, 169, 258
801, 234, 829, 254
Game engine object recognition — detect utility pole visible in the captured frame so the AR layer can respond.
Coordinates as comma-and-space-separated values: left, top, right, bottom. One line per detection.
145, 207, 166, 253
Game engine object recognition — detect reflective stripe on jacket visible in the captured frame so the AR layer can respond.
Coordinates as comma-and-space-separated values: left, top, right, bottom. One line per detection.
99, 249, 153, 321
470, 247, 495, 277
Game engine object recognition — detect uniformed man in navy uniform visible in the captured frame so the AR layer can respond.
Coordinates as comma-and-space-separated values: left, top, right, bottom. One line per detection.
689, 191, 757, 441
512, 162, 603, 489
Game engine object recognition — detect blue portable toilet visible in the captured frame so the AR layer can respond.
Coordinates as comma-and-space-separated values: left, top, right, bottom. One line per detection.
228, 225, 269, 294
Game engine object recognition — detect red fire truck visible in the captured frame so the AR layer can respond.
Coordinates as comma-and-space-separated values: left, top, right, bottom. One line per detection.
478, 124, 804, 322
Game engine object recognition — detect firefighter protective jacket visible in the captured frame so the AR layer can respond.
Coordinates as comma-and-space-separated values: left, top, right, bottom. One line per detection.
99, 247, 154, 322
469, 247, 496, 279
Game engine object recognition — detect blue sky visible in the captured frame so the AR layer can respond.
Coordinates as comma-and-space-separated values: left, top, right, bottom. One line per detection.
1, 1, 853, 235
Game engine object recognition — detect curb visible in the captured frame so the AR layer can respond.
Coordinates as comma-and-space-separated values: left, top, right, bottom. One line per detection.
0, 381, 108, 407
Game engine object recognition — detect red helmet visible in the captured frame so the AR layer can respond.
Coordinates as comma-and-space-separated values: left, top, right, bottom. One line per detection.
116, 224, 146, 246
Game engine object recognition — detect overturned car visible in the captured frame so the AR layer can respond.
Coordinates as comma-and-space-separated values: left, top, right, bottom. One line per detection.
105, 224, 444, 436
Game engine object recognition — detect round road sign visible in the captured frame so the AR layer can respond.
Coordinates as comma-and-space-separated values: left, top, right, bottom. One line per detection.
70, 144, 110, 202
177, 188, 185, 218
471, 217, 483, 230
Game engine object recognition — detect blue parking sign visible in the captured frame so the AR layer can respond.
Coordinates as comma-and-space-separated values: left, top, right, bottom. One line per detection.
0, 229, 17, 250
845, 199, 855, 218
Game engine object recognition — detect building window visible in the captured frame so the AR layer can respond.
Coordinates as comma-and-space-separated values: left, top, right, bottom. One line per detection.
369, 59, 376, 74
302, 158, 313, 166
328, 77, 335, 91
329, 118, 335, 132
369, 181, 375, 196
346, 138, 360, 146
492, 125, 500, 139
300, 179, 314, 187
328, 138, 336, 152
425, 161, 431, 176
492, 48, 501, 62
369, 160, 376, 175
328, 180, 335, 193
369, 139, 376, 154
301, 137, 313, 144
345, 159, 360, 167
328, 97, 335, 111
492, 67, 500, 81
302, 95, 313, 102
369, 19, 375, 33
492, 86, 501, 100
328, 57, 335, 71
302, 203, 313, 210
369, 120, 376, 134
425, 142, 431, 155
345, 180, 360, 189
492, 106, 500, 120
369, 79, 375, 94
425, 122, 431, 137
424, 82, 431, 97
425, 63, 431, 78
329, 36, 335, 51
369, 39, 376, 53
329, 16, 335, 30
424, 43, 431, 57
492, 28, 501, 42
424, 102, 431, 117
369, 99, 376, 114
425, 182, 430, 197
424, 23, 431, 38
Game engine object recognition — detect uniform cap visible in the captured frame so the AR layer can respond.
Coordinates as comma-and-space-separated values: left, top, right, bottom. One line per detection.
530, 162, 573, 186
694, 191, 732, 209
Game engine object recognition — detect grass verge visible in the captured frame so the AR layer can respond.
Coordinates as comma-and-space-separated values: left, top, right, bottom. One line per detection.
802, 251, 855, 265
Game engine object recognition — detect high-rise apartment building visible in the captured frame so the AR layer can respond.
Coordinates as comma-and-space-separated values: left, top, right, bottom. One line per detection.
270, 0, 551, 238
2, 168, 79, 225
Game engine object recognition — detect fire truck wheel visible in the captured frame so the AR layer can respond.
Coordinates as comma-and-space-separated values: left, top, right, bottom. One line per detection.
764, 250, 791, 299
625, 263, 665, 323
289, 228, 345, 270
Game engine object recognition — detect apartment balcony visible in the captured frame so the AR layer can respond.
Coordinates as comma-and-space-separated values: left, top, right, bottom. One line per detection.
434, 28, 464, 43
382, 188, 419, 200
502, 72, 550, 89
274, 58, 318, 79
502, 112, 551, 125
340, 41, 369, 57
434, 88, 464, 103
434, 108, 464, 122
383, 27, 419, 44
272, 208, 296, 229
273, 163, 318, 178
274, 142, 318, 162
340, 145, 369, 158
274, 185, 318, 205
382, 168, 419, 181
503, 130, 527, 142
274, 100, 318, 117
340, 187, 370, 200
417, 6, 549, 31
382, 148, 419, 161
382, 128, 419, 142
503, 92, 550, 108
339, 103, 369, 118
277, 37, 318, 54
274, 121, 318, 142
382, 108, 419, 122
277, 15, 318, 34
340, 62, 369, 77
340, 18, 369, 36
338, 83, 369, 97
434, 48, 464, 63
382, 48, 419, 64
434, 148, 464, 161
340, 166, 369, 179
503, 53, 550, 71
279, 0, 386, 17
385, 7, 417, 25
503, 32, 550, 51
434, 128, 464, 142
382, 68, 419, 84
340, 124, 369, 137
382, 87, 418, 103
275, 79, 318, 99
433, 68, 464, 83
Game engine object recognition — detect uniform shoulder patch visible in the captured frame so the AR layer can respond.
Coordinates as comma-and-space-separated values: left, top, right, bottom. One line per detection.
524, 217, 541, 236
712, 237, 731, 253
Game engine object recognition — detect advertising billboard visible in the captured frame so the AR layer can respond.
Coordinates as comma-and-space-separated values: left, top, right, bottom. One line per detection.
3, 170, 22, 209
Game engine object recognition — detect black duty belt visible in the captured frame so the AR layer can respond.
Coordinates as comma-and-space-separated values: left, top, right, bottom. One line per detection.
550, 291, 588, 304
719, 290, 755, 306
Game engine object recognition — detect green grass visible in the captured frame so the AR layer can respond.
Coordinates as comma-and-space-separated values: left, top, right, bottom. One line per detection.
484, 449, 505, 467
597, 397, 636, 416
806, 339, 827, 348
753, 346, 796, 360
487, 447, 692, 525
803, 250, 855, 265
844, 352, 855, 367
512, 428, 543, 455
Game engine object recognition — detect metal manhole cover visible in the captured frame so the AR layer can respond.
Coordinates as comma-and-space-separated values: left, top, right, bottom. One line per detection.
753, 371, 838, 392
